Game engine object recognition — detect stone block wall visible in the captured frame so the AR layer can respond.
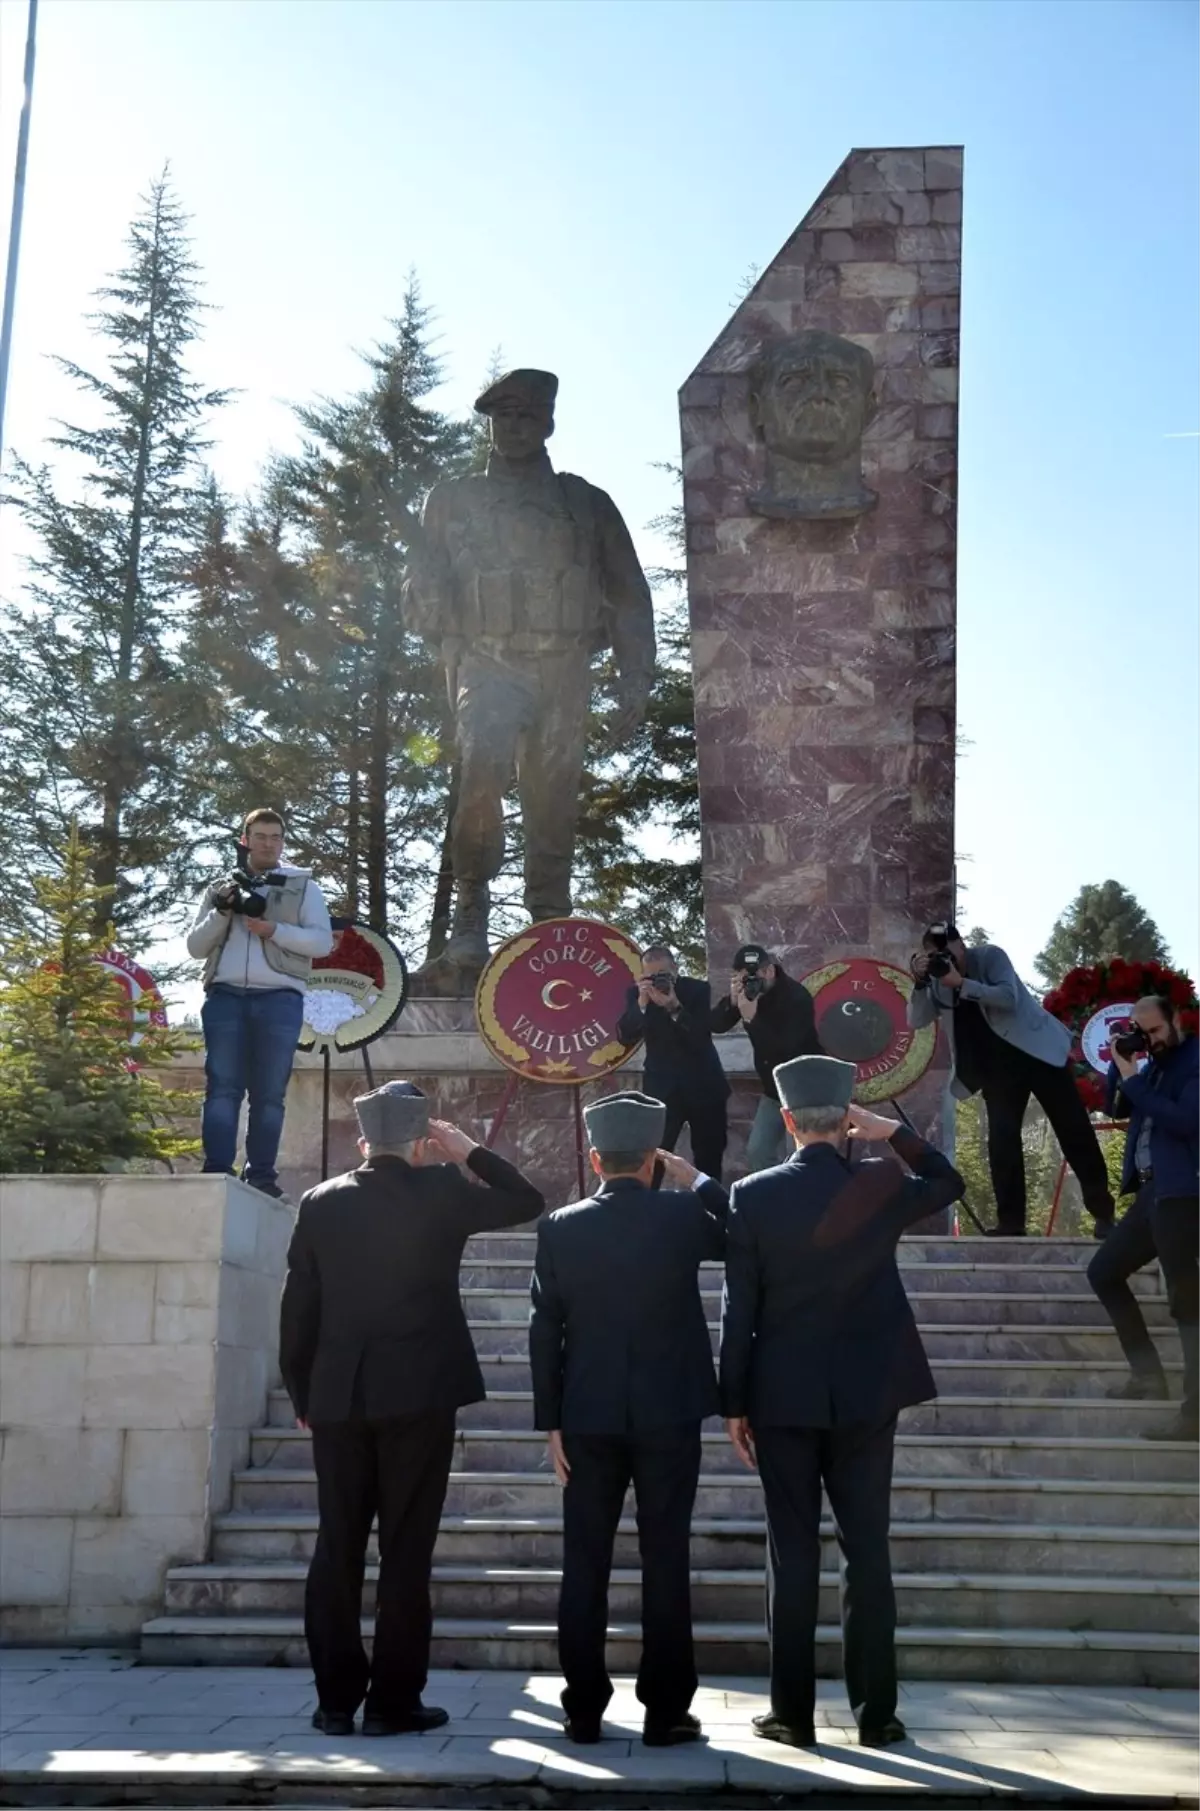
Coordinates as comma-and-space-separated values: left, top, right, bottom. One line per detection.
0, 1175, 291, 1642
680, 146, 961, 987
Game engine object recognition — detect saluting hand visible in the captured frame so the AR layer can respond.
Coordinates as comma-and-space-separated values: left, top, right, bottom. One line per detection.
846, 1104, 899, 1142
656, 1148, 701, 1189
427, 1118, 478, 1164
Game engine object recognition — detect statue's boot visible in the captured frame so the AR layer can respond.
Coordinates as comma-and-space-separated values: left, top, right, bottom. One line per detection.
409, 886, 491, 999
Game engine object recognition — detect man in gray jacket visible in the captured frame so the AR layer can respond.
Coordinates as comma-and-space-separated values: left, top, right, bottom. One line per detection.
908, 924, 1114, 1238
187, 809, 333, 1197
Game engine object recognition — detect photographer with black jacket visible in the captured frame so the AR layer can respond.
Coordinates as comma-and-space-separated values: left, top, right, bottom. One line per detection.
711, 945, 823, 1172
615, 945, 730, 1182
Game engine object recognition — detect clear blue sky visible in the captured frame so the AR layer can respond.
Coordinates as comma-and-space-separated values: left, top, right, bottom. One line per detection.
1, 0, 1196, 984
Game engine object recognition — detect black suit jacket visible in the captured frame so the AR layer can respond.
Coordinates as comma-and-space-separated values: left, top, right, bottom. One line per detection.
279, 1147, 544, 1423
719, 1129, 964, 1428
615, 976, 730, 1103
530, 1176, 728, 1434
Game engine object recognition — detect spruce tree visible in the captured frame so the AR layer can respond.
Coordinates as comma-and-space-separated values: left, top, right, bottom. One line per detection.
1035, 880, 1170, 988
186, 282, 473, 939
0, 824, 197, 1173
0, 173, 227, 940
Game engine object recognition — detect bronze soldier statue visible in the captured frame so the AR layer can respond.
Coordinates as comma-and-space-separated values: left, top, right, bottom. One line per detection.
404, 369, 656, 995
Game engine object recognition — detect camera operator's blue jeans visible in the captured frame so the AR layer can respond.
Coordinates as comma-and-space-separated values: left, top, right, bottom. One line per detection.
200, 984, 304, 1191
746, 1098, 789, 1173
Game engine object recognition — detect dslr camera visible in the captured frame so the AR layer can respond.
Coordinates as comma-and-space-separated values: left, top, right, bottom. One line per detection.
1112, 1024, 1149, 1060
215, 854, 286, 919
648, 971, 675, 994
922, 923, 956, 980
741, 953, 767, 1001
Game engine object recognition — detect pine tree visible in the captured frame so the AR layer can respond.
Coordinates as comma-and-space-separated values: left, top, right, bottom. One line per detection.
0, 824, 197, 1173
573, 467, 704, 967
0, 173, 227, 940
1034, 880, 1170, 988
186, 282, 472, 941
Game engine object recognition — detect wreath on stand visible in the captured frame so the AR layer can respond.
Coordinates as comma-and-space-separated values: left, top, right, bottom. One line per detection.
1042, 959, 1198, 1111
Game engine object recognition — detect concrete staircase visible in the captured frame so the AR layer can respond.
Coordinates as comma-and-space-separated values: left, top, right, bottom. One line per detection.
141, 1235, 1199, 1686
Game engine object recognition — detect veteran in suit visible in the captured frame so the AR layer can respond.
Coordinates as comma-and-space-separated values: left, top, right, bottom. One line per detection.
719, 1057, 965, 1750
279, 1081, 544, 1737
529, 1092, 728, 1746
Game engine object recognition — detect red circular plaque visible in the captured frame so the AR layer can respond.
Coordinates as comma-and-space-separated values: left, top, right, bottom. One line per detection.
475, 918, 642, 1084
799, 957, 936, 1103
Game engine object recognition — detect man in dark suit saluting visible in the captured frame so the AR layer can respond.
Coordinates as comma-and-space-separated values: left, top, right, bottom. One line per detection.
719, 1057, 965, 1751
280, 1081, 544, 1737
529, 1092, 728, 1747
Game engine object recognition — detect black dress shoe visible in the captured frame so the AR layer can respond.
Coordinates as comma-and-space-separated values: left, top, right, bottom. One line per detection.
1108, 1370, 1169, 1401
311, 1707, 356, 1737
562, 1714, 602, 1743
362, 1703, 449, 1736
984, 1225, 1026, 1237
752, 1712, 818, 1748
859, 1716, 909, 1748
1142, 1413, 1200, 1443
643, 1711, 703, 1747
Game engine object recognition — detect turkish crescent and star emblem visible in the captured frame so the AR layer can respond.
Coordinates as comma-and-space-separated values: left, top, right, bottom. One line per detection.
799, 957, 937, 1103
476, 917, 641, 1084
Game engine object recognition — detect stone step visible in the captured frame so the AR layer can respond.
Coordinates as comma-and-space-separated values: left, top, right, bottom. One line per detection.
462, 1235, 1113, 1267
230, 1467, 1200, 1525
138, 1612, 1200, 1686
262, 1390, 1190, 1441
210, 1511, 1200, 1578
162, 1560, 1199, 1635
458, 1263, 1162, 1297
474, 1353, 1181, 1398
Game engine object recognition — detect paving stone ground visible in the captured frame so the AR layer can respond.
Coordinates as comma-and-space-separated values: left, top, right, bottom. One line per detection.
0, 1651, 1196, 1801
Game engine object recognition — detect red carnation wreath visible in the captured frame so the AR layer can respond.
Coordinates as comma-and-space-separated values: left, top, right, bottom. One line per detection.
1043, 959, 1199, 1110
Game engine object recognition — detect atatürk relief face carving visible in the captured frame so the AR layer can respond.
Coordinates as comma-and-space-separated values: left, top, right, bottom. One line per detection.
748, 330, 878, 521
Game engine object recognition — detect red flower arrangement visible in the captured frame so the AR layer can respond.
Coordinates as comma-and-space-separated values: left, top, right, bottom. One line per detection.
1043, 959, 1199, 1110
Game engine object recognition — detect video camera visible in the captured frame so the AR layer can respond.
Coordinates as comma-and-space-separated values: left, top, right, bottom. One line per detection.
214, 847, 286, 919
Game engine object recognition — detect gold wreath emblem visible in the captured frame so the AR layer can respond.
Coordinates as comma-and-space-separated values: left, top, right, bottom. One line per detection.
474, 936, 538, 1068
802, 960, 936, 1104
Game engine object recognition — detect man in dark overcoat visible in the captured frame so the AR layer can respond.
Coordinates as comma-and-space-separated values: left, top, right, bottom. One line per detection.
529, 1092, 727, 1746
280, 1081, 544, 1736
719, 1056, 965, 1749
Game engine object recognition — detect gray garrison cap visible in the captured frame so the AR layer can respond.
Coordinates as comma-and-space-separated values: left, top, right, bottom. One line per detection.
354, 1080, 429, 1148
475, 367, 559, 416
583, 1090, 666, 1154
774, 1055, 856, 1113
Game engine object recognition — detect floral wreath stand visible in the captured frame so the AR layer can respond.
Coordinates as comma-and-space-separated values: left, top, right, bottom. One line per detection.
1042, 959, 1198, 1237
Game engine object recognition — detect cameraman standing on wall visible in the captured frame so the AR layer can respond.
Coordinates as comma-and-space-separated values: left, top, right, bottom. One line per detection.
711, 945, 823, 1173
908, 923, 1115, 1238
616, 945, 730, 1183
187, 810, 333, 1198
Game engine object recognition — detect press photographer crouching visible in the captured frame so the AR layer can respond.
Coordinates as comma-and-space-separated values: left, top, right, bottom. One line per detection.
1088, 997, 1199, 1442
187, 809, 333, 1198
615, 944, 730, 1182
711, 944, 822, 1173
909, 923, 1115, 1238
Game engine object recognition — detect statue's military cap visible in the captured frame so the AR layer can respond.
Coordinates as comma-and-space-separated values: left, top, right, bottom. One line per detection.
354, 1080, 429, 1147
583, 1090, 666, 1154
475, 368, 559, 416
773, 1055, 856, 1113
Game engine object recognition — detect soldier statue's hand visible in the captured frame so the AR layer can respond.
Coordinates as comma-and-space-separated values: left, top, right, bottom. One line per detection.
603, 674, 652, 752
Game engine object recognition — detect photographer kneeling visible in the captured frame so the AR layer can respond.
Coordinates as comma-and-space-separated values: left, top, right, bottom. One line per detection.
711, 945, 822, 1173
1087, 997, 1198, 1442
187, 809, 333, 1198
908, 923, 1115, 1238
